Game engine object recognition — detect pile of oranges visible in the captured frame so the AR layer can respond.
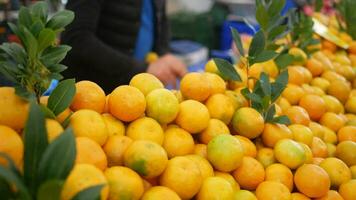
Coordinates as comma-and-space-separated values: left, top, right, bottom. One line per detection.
1, 39, 356, 200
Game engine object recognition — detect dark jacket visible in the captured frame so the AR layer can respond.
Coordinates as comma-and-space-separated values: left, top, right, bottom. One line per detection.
61, 0, 170, 93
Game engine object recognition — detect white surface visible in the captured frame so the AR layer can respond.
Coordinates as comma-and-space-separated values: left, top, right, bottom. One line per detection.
167, 0, 214, 14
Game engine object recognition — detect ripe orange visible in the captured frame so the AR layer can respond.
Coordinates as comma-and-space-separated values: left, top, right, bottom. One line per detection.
322, 127, 338, 144
288, 66, 305, 85
234, 190, 257, 200
207, 134, 244, 172
289, 47, 308, 65
175, 100, 210, 134
233, 157, 265, 190
262, 123, 293, 148
229, 67, 248, 89
257, 148, 276, 168
129, 73, 164, 96
314, 190, 344, 200
205, 94, 235, 124
103, 135, 133, 167
291, 192, 311, 200
40, 96, 72, 123
225, 90, 247, 110
194, 144, 208, 158
274, 139, 306, 169
205, 59, 219, 74
214, 171, 240, 191
255, 181, 291, 200
309, 121, 325, 139
180, 72, 211, 102
197, 177, 234, 200
320, 112, 345, 132
339, 179, 356, 200
311, 77, 330, 92
159, 156, 203, 199
126, 117, 164, 145
141, 186, 180, 200
163, 126, 195, 158
101, 113, 125, 137
282, 84, 305, 105
311, 137, 328, 158
232, 107, 265, 139
285, 106, 311, 126
205, 72, 226, 95
322, 40, 337, 53
348, 41, 356, 54
75, 137, 107, 171
0, 125, 23, 168
327, 80, 351, 104
351, 165, 356, 179
265, 163, 294, 191
294, 164, 330, 198
299, 94, 326, 121
185, 155, 214, 180
199, 119, 230, 144
322, 95, 344, 114
322, 71, 346, 83
319, 158, 352, 188
109, 85, 146, 122
124, 140, 168, 178
345, 96, 356, 114
71, 81, 106, 113
277, 97, 292, 113
45, 119, 64, 143
306, 58, 324, 77
338, 126, 356, 142
234, 135, 257, 157
335, 141, 356, 166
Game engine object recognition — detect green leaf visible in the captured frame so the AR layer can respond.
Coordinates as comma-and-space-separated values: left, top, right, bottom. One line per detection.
250, 50, 278, 65
272, 115, 291, 125
24, 102, 48, 196
212, 58, 241, 81
38, 128, 76, 182
0, 43, 27, 65
0, 153, 22, 178
241, 87, 262, 104
265, 104, 276, 122
248, 30, 265, 57
256, 4, 269, 30
46, 10, 75, 30
8, 22, 19, 36
31, 2, 48, 23
61, 113, 73, 128
71, 185, 104, 200
315, 0, 323, 12
268, 25, 287, 41
268, 0, 286, 16
0, 177, 15, 200
48, 79, 76, 116
30, 20, 45, 38
21, 27, 38, 60
40, 104, 56, 119
37, 180, 63, 200
38, 28, 56, 53
48, 64, 68, 73
18, 7, 32, 28
275, 53, 294, 70
0, 166, 31, 200
259, 72, 271, 97
271, 70, 289, 102
14, 85, 36, 101
41, 45, 72, 66
49, 73, 64, 81
230, 27, 245, 57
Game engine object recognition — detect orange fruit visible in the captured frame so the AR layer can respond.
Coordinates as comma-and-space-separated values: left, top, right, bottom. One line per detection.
322, 127, 338, 144
0, 87, 29, 131
299, 94, 326, 121
257, 148, 276, 168
214, 171, 240, 191
350, 165, 356, 179
297, 66, 313, 84
265, 163, 294, 191
288, 66, 305, 85
249, 63, 264, 79
320, 158, 352, 188
348, 41, 356, 54
232, 107, 265, 139
320, 112, 345, 132
299, 143, 313, 164
322, 40, 337, 53
61, 164, 109, 200
335, 141, 356, 166
311, 137, 328, 158
314, 190, 344, 200
205, 94, 235, 124
194, 144, 208, 159
180, 72, 211, 102
289, 47, 308, 65
45, 119, 64, 143
70, 109, 108, 146
311, 78, 330, 92
126, 117, 164, 145
205, 59, 219, 74
306, 58, 324, 77
234, 135, 257, 157
75, 137, 107, 171
234, 190, 257, 200
294, 164, 330, 198
71, 81, 106, 113
0, 125, 23, 168
322, 95, 344, 114
186, 155, 214, 180
277, 97, 292, 113
233, 157, 265, 190
288, 124, 314, 146
285, 106, 311, 126
274, 139, 306, 169
199, 119, 230, 144
205, 72, 226, 95
338, 126, 356, 142
101, 113, 125, 137
327, 80, 351, 104
327, 143, 337, 157
309, 121, 325, 139
225, 90, 246, 110
141, 186, 180, 200
282, 84, 305, 105
40, 96, 72, 123
103, 135, 133, 167
229, 68, 248, 89
262, 123, 293, 148
163, 126, 195, 158
124, 140, 168, 178
339, 179, 356, 200
129, 73, 164, 96
207, 134, 244, 172
197, 177, 234, 200
322, 71, 346, 83
345, 96, 356, 114
109, 85, 146, 122
291, 192, 311, 200
255, 181, 291, 200
176, 100, 210, 134
160, 156, 203, 199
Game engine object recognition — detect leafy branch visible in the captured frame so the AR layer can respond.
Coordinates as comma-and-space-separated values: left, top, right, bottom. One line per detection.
336, 0, 356, 40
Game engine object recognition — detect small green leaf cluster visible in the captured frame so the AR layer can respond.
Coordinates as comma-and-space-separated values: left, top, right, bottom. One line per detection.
336, 0, 356, 40
0, 2, 74, 101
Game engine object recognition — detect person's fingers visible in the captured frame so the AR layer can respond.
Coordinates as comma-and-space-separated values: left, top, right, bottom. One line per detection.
171, 62, 187, 77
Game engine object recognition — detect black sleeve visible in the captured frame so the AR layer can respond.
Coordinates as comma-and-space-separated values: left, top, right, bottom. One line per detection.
61, 0, 147, 85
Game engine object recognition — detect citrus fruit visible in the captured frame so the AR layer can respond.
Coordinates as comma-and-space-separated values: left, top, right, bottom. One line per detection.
75, 137, 107, 171
103, 135, 133, 167
199, 119, 230, 145
339, 179, 356, 200
345, 96, 356, 114
294, 164, 330, 198
109, 85, 146, 122
207, 134, 244, 172
288, 124, 313, 146
229, 67, 248, 89
234, 190, 257, 200
274, 139, 306, 169
70, 109, 108, 145
255, 181, 291, 200
141, 186, 181, 200
194, 144, 208, 158
180, 72, 211, 102
319, 157, 352, 188
102, 113, 125, 137
206, 72, 226, 95
311, 78, 330, 92
327, 80, 351, 104
176, 100, 210, 133
61, 164, 109, 200
306, 58, 324, 77
314, 190, 344, 200
349, 165, 356, 179
40, 96, 71, 123
124, 140, 168, 178
186, 155, 214, 180
322, 95, 344, 114
338, 126, 356, 142
299, 94, 327, 121
320, 112, 345, 132
129, 73, 164, 96
262, 123, 293, 148
291, 192, 311, 200
126, 117, 164, 145
0, 87, 29, 131
45, 119, 63, 143
234, 135, 257, 157
205, 59, 219, 74
282, 84, 305, 105
160, 156, 203, 199
257, 148, 276, 168
232, 107, 265, 139
299, 143, 313, 164
265, 163, 294, 191
233, 157, 265, 190
214, 171, 240, 191
322, 40, 337, 53
309, 121, 325, 139
322, 127, 338, 144
322, 71, 346, 83
197, 177, 234, 200
335, 141, 356, 166
288, 66, 305, 85
285, 106, 310, 126
311, 137, 328, 158
70, 81, 106, 113
205, 94, 234, 124
163, 126, 195, 158
277, 97, 292, 113
0, 125, 23, 167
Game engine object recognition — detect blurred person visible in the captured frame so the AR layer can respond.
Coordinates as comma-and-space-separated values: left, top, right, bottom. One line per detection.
61, 0, 187, 92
